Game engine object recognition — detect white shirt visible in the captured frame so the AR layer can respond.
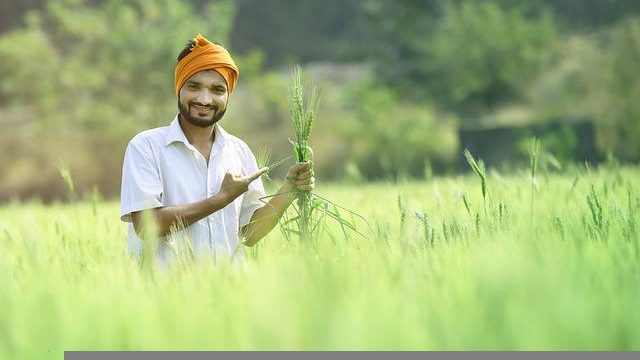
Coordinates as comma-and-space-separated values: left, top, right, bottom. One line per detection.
120, 115, 266, 264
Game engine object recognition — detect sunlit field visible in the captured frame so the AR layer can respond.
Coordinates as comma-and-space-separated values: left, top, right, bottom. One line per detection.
1, 165, 639, 359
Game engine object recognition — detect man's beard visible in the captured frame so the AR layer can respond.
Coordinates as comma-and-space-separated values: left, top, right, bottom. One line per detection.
178, 101, 227, 128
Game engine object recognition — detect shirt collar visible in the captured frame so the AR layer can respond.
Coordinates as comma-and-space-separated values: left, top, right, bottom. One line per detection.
164, 115, 189, 146
164, 114, 227, 150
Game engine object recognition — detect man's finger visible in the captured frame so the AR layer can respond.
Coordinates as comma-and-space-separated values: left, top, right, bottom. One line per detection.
296, 178, 315, 187
291, 161, 311, 173
298, 184, 314, 192
296, 171, 313, 180
244, 167, 269, 182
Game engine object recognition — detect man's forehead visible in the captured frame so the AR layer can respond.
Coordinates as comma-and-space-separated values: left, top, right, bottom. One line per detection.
186, 69, 227, 86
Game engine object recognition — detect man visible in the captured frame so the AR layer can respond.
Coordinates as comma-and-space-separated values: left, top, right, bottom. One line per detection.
120, 34, 314, 263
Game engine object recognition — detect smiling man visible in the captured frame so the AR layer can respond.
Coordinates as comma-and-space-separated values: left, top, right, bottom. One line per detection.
120, 34, 314, 264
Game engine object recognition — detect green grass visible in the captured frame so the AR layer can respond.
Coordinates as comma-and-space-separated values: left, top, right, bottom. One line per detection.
1, 166, 640, 358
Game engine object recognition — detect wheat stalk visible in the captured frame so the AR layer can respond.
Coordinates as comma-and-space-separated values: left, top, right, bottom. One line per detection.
464, 149, 488, 217
288, 65, 320, 242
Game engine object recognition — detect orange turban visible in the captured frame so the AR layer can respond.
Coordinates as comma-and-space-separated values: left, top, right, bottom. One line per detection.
174, 34, 239, 97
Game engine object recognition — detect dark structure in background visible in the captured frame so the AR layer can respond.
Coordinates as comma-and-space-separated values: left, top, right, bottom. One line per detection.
458, 120, 598, 171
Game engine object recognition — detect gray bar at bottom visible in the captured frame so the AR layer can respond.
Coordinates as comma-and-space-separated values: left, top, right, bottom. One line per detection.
64, 351, 639, 360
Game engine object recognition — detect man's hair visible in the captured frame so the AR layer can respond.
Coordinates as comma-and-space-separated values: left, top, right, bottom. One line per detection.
176, 38, 224, 62
177, 40, 196, 62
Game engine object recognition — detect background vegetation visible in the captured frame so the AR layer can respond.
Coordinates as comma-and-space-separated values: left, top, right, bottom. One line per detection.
1, 0, 640, 200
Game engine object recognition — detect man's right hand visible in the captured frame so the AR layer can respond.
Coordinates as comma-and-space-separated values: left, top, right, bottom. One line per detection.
131, 168, 267, 239
219, 167, 269, 202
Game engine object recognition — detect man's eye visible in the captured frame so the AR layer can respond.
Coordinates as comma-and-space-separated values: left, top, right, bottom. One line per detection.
188, 84, 198, 89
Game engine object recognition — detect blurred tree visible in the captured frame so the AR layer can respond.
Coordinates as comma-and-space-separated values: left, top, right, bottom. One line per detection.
340, 76, 458, 180
229, 0, 371, 67
363, 0, 557, 119
0, 0, 45, 32
525, 18, 640, 162
602, 18, 640, 161
445, 0, 640, 30
537, 0, 640, 30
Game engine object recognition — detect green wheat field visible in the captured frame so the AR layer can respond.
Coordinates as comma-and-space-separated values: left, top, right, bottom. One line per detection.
1, 164, 639, 358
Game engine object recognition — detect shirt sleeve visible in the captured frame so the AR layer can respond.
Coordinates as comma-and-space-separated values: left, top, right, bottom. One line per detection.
238, 147, 267, 229
120, 138, 164, 222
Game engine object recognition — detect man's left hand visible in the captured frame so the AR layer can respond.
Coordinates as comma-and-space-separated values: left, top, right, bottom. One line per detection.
284, 161, 315, 192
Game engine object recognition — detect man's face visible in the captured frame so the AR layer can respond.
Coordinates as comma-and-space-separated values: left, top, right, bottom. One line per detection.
178, 69, 229, 128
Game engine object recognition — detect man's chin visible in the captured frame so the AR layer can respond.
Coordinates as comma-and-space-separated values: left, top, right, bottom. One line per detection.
181, 113, 217, 128
189, 118, 217, 128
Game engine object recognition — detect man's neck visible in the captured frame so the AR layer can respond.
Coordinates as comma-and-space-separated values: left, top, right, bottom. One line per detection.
178, 115, 215, 147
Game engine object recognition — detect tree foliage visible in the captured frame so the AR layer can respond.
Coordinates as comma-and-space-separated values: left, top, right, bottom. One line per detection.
364, 0, 557, 118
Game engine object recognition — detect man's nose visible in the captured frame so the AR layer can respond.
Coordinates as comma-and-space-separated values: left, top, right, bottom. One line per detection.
196, 90, 214, 105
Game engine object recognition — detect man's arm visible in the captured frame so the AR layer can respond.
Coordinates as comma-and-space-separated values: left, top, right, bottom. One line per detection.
131, 193, 232, 238
132, 168, 268, 238
242, 162, 314, 246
